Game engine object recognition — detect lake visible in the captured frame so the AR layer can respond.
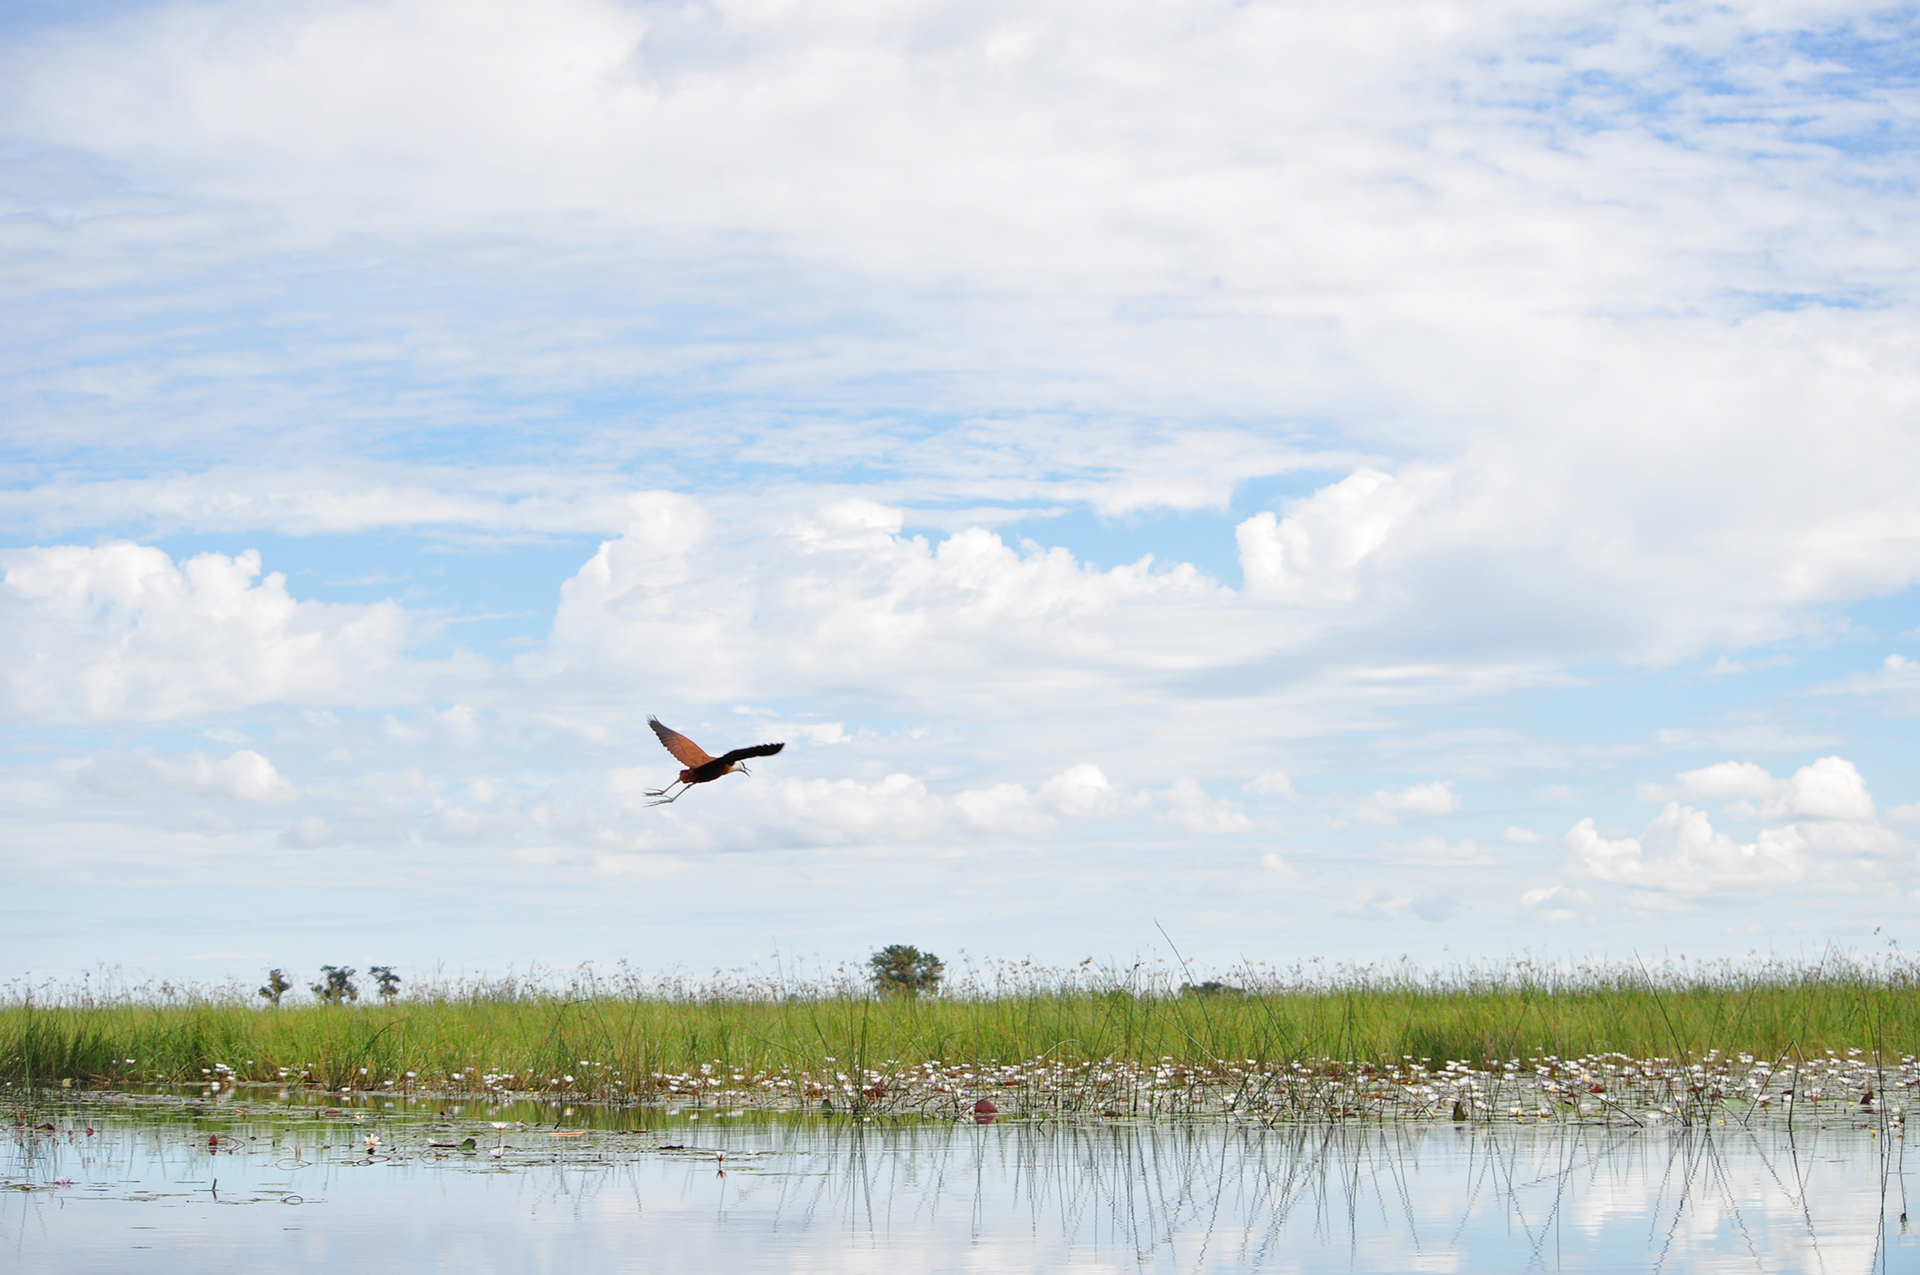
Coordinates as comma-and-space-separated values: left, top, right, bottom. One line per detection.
4, 1090, 1911, 1272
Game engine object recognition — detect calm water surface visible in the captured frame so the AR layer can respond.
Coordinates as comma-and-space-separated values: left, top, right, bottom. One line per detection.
4, 1092, 1912, 1272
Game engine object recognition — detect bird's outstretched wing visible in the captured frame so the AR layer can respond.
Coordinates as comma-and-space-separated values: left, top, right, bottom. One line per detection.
716, 741, 785, 767
649, 717, 715, 767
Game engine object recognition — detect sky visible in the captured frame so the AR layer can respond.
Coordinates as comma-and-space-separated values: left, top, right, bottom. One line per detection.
3, 0, 1919, 990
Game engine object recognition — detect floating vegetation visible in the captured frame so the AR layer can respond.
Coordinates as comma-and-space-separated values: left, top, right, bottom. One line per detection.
608, 1048, 1919, 1129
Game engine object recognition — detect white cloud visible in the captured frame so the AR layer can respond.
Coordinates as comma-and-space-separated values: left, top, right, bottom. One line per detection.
788, 722, 849, 746
1351, 781, 1459, 827
1704, 654, 1793, 677
1520, 884, 1588, 923
532, 502, 1242, 715
1655, 760, 1777, 803
1768, 757, 1877, 822
1408, 886, 1462, 923
1245, 770, 1297, 800
0, 543, 416, 723
1388, 836, 1491, 866
952, 782, 1052, 836
0, 469, 660, 540
406, 754, 1127, 859
1237, 468, 1446, 604
1503, 826, 1540, 845
1563, 758, 1906, 898
1840, 653, 1915, 679
1338, 886, 1461, 924
176, 749, 297, 802
281, 816, 334, 849
438, 705, 482, 746
1338, 891, 1401, 924
76, 748, 296, 802
1565, 806, 1804, 895
1817, 655, 1920, 714
1156, 779, 1253, 834
753, 762, 1124, 847
1037, 763, 1116, 817
1646, 756, 1877, 821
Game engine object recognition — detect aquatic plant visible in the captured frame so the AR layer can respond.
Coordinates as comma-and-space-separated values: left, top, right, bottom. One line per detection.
2, 952, 1917, 1127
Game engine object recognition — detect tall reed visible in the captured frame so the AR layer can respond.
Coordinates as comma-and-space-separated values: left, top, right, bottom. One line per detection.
4, 955, 1916, 1094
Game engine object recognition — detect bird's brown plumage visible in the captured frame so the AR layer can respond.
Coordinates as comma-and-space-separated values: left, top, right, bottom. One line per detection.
649, 717, 714, 768
645, 716, 785, 806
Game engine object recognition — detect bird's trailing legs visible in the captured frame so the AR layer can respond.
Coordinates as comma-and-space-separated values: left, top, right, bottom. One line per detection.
645, 765, 750, 807
643, 782, 689, 807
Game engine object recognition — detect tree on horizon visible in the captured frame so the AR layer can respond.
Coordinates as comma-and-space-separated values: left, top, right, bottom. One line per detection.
869, 945, 944, 997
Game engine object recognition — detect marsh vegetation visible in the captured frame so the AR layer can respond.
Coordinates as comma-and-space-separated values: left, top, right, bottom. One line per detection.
4, 954, 1918, 1126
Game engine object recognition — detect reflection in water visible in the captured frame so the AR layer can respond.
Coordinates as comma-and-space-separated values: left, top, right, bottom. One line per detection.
3, 1096, 1911, 1272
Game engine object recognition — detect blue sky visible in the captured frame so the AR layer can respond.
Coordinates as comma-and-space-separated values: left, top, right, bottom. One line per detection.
3, 0, 1919, 988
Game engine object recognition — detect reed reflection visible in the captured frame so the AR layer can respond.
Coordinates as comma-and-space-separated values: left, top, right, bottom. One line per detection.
3, 1098, 1911, 1273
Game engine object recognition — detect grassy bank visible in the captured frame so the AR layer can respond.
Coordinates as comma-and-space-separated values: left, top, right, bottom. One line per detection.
4, 958, 1917, 1095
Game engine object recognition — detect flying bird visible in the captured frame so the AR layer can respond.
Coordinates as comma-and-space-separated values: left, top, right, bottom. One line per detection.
644, 716, 785, 806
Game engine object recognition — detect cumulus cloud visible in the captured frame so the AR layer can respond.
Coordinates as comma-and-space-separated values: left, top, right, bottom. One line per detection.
532, 501, 1240, 714
1245, 771, 1296, 800
1566, 806, 1805, 895
1816, 655, 1920, 714
1350, 781, 1459, 827
76, 748, 297, 803
1642, 756, 1877, 821
1563, 756, 1906, 898
772, 773, 948, 844
282, 816, 334, 849
1237, 468, 1446, 604
411, 754, 1128, 859
750, 763, 1123, 846
0, 543, 415, 723
1038, 764, 1117, 817
789, 722, 850, 746
1156, 779, 1254, 834
1520, 884, 1588, 923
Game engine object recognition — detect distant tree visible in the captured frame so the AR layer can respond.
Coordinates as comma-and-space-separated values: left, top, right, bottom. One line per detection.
1179, 980, 1242, 998
257, 969, 292, 1006
311, 965, 359, 1004
869, 945, 944, 997
369, 965, 401, 1002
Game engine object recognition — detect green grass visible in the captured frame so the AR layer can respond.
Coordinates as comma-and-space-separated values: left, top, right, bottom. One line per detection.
5, 958, 1918, 1095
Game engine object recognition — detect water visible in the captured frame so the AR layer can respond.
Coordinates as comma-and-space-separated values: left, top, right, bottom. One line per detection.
4, 1092, 1912, 1272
